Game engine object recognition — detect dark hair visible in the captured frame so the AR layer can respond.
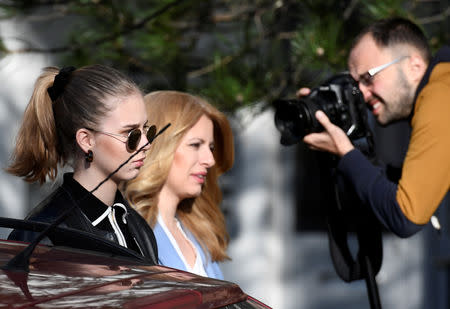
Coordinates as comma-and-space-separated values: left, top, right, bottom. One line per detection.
353, 17, 431, 63
7, 64, 141, 184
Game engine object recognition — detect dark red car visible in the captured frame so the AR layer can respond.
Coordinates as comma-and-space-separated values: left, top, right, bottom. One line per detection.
0, 218, 271, 309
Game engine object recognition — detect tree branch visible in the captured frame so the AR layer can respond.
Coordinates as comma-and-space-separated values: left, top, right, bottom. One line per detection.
416, 6, 450, 24
0, 0, 74, 8
187, 29, 291, 79
211, 5, 254, 23
343, 0, 360, 20
3, 0, 186, 54
187, 3, 276, 79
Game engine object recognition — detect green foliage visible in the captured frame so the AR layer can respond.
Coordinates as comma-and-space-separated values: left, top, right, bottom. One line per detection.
192, 53, 260, 113
0, 0, 447, 114
292, 16, 346, 72
361, 0, 410, 19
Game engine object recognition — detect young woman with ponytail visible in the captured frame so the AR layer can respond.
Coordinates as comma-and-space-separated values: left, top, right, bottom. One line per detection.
7, 65, 158, 264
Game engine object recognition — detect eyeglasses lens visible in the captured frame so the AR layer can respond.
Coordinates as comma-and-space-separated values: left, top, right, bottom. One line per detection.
360, 72, 372, 86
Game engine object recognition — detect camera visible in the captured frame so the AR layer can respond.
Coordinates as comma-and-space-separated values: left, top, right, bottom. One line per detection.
273, 72, 374, 156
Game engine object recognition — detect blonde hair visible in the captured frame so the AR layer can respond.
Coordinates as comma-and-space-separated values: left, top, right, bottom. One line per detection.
6, 65, 141, 184
125, 90, 234, 261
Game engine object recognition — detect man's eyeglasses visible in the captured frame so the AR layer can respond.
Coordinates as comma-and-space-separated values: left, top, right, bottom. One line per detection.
87, 125, 157, 152
358, 55, 409, 86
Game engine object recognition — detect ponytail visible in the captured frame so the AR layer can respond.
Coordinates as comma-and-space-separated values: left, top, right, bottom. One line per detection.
7, 67, 62, 184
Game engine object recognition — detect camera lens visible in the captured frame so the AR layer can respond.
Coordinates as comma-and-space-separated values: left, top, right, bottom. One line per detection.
273, 72, 373, 152
274, 99, 317, 145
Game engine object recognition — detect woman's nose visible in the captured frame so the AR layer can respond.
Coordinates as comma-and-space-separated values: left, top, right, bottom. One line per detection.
139, 130, 151, 152
201, 148, 215, 168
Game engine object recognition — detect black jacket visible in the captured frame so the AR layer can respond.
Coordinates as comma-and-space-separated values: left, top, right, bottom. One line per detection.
8, 173, 158, 265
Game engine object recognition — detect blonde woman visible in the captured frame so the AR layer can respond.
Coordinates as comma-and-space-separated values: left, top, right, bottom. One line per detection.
125, 91, 234, 279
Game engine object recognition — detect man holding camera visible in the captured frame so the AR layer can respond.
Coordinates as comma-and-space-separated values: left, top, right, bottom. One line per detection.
302, 17, 450, 238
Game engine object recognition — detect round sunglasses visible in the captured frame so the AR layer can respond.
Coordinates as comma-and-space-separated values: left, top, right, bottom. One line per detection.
87, 125, 157, 152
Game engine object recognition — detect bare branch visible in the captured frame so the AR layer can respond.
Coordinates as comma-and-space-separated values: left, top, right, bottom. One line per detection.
3, 0, 187, 54
188, 55, 235, 79
187, 3, 278, 79
343, 0, 360, 20
416, 6, 450, 24
187, 29, 292, 79
211, 5, 254, 23
0, 0, 73, 7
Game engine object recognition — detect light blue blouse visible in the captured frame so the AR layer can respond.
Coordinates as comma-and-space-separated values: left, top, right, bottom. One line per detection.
153, 220, 224, 279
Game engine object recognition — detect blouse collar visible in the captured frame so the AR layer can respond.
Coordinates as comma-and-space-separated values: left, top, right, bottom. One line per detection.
61, 173, 128, 224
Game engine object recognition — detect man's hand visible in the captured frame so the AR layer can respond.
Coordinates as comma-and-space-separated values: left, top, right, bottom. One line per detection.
303, 110, 355, 157
296, 87, 311, 97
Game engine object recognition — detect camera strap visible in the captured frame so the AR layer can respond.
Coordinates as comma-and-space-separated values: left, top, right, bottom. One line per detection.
326, 199, 383, 282
326, 169, 383, 308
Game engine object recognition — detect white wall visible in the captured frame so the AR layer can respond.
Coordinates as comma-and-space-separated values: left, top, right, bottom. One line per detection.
0, 16, 56, 237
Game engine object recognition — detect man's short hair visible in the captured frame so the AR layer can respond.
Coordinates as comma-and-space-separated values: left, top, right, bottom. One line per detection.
352, 17, 431, 63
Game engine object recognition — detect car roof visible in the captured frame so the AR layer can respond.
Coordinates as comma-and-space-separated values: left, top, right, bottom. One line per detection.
0, 239, 249, 308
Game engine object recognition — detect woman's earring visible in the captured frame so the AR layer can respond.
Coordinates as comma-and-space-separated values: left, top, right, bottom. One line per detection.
85, 150, 94, 163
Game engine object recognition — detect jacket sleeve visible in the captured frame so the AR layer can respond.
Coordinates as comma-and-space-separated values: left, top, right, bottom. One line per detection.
336, 63, 450, 237
395, 71, 450, 225
337, 149, 423, 237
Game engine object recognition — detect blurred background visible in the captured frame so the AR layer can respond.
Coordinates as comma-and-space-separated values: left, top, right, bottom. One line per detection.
1, 1, 449, 308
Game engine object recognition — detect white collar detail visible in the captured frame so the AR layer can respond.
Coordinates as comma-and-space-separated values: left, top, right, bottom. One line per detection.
91, 203, 129, 248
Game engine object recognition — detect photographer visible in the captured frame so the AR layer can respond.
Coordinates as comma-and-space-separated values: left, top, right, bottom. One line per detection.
302, 17, 450, 238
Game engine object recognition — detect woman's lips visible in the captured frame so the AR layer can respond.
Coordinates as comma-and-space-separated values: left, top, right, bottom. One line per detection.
133, 158, 145, 167
192, 173, 206, 184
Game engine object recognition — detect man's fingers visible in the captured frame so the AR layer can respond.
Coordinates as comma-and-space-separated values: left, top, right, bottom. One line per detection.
303, 132, 332, 146
312, 110, 354, 156
307, 145, 322, 152
315, 110, 334, 130
296, 87, 311, 97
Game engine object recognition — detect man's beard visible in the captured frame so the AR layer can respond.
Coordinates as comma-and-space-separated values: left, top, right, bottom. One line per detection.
380, 68, 415, 125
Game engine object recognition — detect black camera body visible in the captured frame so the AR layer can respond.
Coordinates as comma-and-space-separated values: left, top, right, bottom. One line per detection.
273, 72, 374, 156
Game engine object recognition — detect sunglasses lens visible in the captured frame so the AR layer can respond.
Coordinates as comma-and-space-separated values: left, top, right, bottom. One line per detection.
146, 125, 157, 143
127, 129, 142, 151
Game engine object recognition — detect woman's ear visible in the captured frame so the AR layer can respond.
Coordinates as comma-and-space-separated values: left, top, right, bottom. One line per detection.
76, 128, 95, 153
